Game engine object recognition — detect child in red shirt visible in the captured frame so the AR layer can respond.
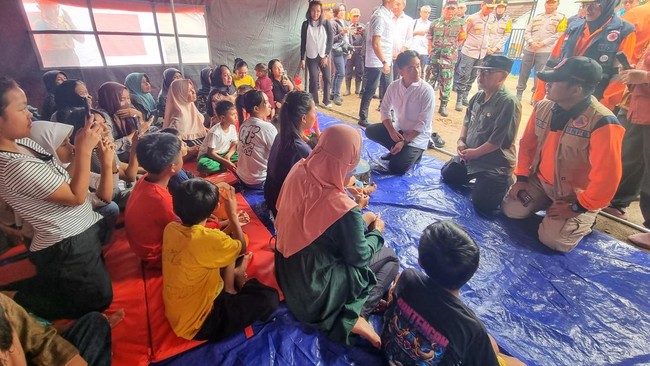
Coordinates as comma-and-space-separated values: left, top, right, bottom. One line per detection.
125, 133, 184, 264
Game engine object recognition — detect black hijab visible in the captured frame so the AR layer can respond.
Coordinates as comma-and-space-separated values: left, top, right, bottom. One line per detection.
198, 67, 212, 97
42, 70, 67, 94
210, 65, 236, 96
158, 67, 181, 101
54, 80, 87, 112
586, 0, 621, 32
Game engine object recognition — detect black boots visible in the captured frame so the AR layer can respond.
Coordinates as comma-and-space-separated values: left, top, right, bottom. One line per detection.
438, 102, 449, 117
344, 78, 351, 96
455, 93, 463, 111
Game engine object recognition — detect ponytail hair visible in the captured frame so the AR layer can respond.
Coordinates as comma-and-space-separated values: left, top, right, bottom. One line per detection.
279, 91, 312, 153
234, 58, 248, 72
235, 90, 265, 123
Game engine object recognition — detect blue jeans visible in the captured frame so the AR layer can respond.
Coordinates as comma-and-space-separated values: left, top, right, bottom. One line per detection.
331, 54, 346, 97
95, 201, 119, 245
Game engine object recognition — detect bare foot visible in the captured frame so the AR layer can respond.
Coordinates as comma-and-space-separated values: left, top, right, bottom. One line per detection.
103, 309, 125, 328
363, 182, 377, 195
234, 252, 253, 290
1, 291, 17, 299
352, 316, 381, 349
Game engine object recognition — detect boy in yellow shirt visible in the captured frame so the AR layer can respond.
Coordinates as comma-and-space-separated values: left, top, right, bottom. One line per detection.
162, 179, 279, 341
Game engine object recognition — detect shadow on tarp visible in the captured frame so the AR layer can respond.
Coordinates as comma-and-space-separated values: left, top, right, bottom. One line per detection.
155, 113, 650, 366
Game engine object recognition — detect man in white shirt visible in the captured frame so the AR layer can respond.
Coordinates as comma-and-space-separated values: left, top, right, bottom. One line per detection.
366, 50, 435, 175
379, 0, 414, 102
410, 5, 432, 77
359, 0, 396, 127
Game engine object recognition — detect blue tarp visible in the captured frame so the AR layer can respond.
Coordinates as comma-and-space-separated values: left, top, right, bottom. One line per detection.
154, 113, 650, 366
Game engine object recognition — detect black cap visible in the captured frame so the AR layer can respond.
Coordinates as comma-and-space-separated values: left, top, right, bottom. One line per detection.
474, 55, 514, 73
537, 56, 603, 85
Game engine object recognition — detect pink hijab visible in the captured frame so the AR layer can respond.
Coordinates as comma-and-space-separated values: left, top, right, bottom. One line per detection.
275, 124, 361, 258
163, 79, 206, 140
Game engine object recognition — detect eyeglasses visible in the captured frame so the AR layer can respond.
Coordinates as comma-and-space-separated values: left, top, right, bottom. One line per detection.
478, 69, 503, 74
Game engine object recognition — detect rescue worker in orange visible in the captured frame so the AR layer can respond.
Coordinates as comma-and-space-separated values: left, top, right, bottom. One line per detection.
532, 0, 635, 111
502, 57, 625, 252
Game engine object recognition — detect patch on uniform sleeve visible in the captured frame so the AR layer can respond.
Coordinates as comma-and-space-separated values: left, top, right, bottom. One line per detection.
606, 31, 619, 42
565, 127, 591, 138
572, 115, 588, 128
535, 118, 546, 128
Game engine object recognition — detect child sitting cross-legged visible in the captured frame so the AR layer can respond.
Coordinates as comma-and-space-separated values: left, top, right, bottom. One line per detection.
381, 221, 525, 366
162, 178, 280, 341
197, 100, 238, 175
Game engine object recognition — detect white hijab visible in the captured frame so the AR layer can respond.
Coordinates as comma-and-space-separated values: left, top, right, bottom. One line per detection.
29, 121, 73, 167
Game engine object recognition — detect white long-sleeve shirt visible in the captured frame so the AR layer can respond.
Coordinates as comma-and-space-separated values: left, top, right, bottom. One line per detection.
380, 79, 435, 150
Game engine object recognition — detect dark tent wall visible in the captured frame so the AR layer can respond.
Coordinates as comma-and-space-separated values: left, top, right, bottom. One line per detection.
0, 0, 308, 112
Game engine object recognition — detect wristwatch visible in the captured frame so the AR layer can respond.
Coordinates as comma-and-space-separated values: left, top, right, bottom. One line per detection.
381, 60, 387, 65
570, 202, 582, 213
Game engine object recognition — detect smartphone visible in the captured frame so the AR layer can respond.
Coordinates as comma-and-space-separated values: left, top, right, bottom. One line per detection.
517, 190, 533, 208
281, 70, 287, 81
616, 51, 632, 70
84, 96, 91, 118
132, 116, 141, 133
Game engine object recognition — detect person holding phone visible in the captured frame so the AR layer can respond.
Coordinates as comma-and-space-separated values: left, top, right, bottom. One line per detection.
603, 46, 650, 249
97, 81, 153, 163
502, 57, 625, 252
0, 77, 113, 320
269, 59, 295, 113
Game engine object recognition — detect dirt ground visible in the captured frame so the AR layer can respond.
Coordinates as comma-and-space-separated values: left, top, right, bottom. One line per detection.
315, 74, 648, 250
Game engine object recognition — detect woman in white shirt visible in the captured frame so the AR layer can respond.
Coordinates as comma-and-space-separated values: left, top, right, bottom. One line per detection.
235, 90, 277, 189
300, 1, 334, 107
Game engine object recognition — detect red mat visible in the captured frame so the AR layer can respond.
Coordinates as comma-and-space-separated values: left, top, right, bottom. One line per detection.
0, 194, 280, 365
106, 193, 281, 365
183, 161, 239, 186
0, 245, 34, 287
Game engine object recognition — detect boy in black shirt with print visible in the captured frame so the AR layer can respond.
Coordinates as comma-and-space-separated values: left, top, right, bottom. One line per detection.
381, 221, 525, 366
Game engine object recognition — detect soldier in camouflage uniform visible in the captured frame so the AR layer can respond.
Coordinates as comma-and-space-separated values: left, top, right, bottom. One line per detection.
426, 0, 467, 116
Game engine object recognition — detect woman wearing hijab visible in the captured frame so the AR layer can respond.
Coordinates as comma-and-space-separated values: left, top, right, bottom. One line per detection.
196, 66, 212, 115
0, 78, 113, 320
29, 120, 119, 236
209, 65, 237, 105
97, 81, 152, 163
52, 79, 89, 121
532, 0, 635, 110
125, 72, 158, 124
157, 68, 182, 118
164, 79, 207, 156
274, 124, 399, 349
40, 70, 67, 120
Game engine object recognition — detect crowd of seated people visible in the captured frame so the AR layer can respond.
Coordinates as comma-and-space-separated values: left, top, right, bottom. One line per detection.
1, 35, 637, 364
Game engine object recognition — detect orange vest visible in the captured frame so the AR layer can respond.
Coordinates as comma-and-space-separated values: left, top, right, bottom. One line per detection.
529, 97, 615, 199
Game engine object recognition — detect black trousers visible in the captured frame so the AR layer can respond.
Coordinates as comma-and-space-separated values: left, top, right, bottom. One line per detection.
12, 220, 113, 320
361, 246, 399, 318
359, 67, 391, 121
610, 110, 650, 227
441, 157, 513, 214
63, 312, 112, 366
365, 123, 424, 175
306, 56, 331, 105
193, 279, 280, 342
